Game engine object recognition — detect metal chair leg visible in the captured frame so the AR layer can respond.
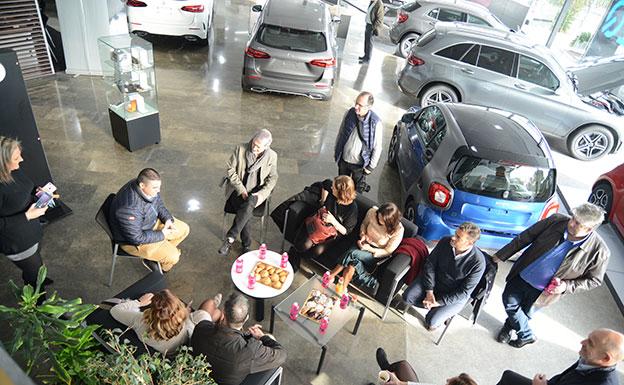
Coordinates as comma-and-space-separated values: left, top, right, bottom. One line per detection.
435, 316, 454, 345
280, 208, 290, 253
382, 277, 401, 321
108, 252, 118, 287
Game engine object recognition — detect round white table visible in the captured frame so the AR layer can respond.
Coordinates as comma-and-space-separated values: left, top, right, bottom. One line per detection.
231, 249, 294, 321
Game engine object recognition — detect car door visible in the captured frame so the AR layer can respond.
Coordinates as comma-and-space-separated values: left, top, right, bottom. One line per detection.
504, 54, 571, 135
421, 7, 465, 33
459, 45, 515, 108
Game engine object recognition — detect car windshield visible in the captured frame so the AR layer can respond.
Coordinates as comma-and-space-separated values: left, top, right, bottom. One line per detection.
257, 24, 327, 53
451, 156, 555, 202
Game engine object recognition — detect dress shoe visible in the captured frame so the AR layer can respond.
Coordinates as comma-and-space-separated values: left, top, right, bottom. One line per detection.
496, 324, 513, 344
218, 239, 234, 256
242, 245, 252, 254
358, 57, 370, 63
509, 337, 536, 348
375, 347, 390, 370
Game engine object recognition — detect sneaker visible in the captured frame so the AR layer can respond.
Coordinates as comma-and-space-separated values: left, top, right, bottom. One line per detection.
375, 347, 390, 370
509, 337, 536, 348
496, 324, 513, 344
218, 239, 234, 255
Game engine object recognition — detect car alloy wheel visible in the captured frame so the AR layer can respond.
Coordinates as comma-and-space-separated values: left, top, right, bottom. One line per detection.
568, 125, 613, 160
589, 182, 613, 220
420, 84, 458, 107
387, 127, 399, 167
399, 33, 419, 58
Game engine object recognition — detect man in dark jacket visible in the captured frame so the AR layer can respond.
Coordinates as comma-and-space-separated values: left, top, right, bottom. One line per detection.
191, 293, 287, 385
400, 222, 485, 330
109, 168, 189, 271
359, 0, 384, 63
334, 91, 382, 193
493, 203, 609, 348
497, 328, 623, 385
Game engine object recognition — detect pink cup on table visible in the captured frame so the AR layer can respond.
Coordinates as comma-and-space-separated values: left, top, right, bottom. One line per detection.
248, 273, 256, 289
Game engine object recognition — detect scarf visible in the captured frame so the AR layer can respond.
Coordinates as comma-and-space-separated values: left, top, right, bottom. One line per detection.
244, 142, 267, 192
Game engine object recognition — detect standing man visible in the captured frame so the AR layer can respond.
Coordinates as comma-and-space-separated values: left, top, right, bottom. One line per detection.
497, 328, 624, 385
110, 168, 190, 272
399, 222, 485, 331
359, 0, 384, 63
494, 203, 610, 348
191, 293, 287, 385
219, 129, 278, 256
334, 91, 382, 193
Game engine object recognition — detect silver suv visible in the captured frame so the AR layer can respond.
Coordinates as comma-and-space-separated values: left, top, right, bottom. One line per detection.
397, 22, 623, 160
389, 0, 507, 58
242, 0, 338, 100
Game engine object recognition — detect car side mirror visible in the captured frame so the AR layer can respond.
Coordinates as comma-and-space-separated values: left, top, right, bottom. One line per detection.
401, 113, 416, 123
332, 16, 341, 23
252, 4, 263, 12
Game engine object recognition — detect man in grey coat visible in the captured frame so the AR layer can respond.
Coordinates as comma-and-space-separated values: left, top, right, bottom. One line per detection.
359, 0, 384, 63
493, 203, 610, 348
219, 129, 278, 255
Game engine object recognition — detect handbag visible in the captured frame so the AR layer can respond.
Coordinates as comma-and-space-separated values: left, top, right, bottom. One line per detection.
304, 207, 337, 245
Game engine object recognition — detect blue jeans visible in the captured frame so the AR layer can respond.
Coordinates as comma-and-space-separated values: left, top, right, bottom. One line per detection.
340, 247, 378, 288
502, 276, 542, 340
402, 275, 467, 329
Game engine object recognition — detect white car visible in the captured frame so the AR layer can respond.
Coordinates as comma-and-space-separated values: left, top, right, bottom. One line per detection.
126, 0, 214, 45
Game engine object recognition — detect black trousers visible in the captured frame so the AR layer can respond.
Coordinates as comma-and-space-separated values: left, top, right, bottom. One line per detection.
226, 193, 259, 248
497, 370, 532, 385
338, 159, 368, 193
363, 23, 374, 60
11, 248, 43, 287
389, 360, 419, 382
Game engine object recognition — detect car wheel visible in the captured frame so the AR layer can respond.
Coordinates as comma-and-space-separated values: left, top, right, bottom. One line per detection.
404, 199, 418, 224
589, 182, 613, 221
419, 84, 458, 107
568, 125, 614, 161
398, 33, 419, 58
387, 126, 399, 168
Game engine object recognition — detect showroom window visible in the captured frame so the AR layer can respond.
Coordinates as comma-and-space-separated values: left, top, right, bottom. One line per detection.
428, 8, 464, 22
257, 24, 327, 53
436, 43, 474, 61
476, 46, 515, 76
466, 14, 490, 27
517, 55, 560, 91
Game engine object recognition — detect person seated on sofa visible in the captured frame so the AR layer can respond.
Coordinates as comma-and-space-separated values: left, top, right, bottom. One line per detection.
289, 175, 358, 270
398, 222, 485, 331
328, 202, 404, 295
110, 289, 223, 355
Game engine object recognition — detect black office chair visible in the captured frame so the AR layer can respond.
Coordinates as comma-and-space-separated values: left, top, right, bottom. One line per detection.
95, 193, 162, 287
222, 195, 271, 244
240, 367, 283, 385
434, 251, 498, 345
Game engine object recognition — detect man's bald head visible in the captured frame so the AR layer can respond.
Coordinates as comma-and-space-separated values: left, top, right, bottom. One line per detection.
580, 328, 624, 367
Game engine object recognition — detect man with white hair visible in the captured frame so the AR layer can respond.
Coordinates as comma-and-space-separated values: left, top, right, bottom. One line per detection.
497, 328, 624, 385
219, 129, 278, 256
493, 203, 610, 348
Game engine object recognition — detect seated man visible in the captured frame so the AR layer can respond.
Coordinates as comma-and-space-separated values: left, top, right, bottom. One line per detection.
399, 222, 485, 330
109, 168, 189, 272
497, 328, 624, 385
191, 293, 287, 385
219, 129, 278, 255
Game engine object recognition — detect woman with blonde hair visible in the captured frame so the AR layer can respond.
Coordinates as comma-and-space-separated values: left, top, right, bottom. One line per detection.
0, 136, 52, 290
111, 289, 223, 354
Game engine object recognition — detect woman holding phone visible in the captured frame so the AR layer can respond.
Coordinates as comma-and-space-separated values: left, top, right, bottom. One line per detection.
0, 136, 52, 290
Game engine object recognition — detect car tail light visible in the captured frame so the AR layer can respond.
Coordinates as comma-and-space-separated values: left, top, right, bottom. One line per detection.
127, 0, 147, 7
245, 47, 271, 59
407, 55, 425, 66
428, 182, 451, 208
397, 10, 408, 23
539, 198, 560, 220
310, 58, 336, 68
181, 5, 205, 12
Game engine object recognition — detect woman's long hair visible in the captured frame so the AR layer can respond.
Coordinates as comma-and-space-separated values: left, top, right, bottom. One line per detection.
332, 175, 356, 205
377, 202, 402, 234
142, 289, 189, 341
448, 373, 478, 385
0, 136, 20, 184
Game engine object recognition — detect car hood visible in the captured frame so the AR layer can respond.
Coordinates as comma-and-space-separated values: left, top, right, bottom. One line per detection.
568, 55, 624, 95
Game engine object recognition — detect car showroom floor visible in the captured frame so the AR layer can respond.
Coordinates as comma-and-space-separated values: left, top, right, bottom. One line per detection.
1, 0, 623, 384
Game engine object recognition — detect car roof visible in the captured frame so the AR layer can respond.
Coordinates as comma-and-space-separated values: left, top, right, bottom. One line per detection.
442, 103, 554, 168
418, 0, 492, 15
262, 0, 328, 32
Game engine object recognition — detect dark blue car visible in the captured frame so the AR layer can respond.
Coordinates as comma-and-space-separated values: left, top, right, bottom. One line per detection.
388, 103, 559, 249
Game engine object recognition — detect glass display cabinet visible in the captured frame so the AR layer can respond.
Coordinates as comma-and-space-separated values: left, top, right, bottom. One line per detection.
98, 34, 160, 151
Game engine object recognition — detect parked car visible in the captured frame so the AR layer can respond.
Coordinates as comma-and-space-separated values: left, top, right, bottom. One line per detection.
397, 22, 624, 161
589, 163, 624, 238
389, 0, 508, 58
241, 0, 339, 100
388, 102, 559, 249
126, 0, 214, 45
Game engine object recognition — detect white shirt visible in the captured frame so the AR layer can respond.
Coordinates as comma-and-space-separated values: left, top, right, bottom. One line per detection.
341, 119, 383, 169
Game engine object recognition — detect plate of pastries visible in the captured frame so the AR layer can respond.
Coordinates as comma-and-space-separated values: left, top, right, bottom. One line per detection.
299, 289, 339, 322
253, 262, 289, 290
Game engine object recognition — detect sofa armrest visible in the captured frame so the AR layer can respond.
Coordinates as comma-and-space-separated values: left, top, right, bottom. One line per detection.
375, 253, 411, 304
283, 201, 315, 243
240, 367, 283, 385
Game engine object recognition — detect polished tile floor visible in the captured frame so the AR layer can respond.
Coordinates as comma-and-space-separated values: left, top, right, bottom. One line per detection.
1, 0, 623, 384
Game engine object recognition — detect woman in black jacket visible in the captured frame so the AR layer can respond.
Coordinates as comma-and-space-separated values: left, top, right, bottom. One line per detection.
0, 136, 51, 288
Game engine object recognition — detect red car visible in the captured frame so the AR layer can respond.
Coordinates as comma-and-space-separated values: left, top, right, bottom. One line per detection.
590, 163, 624, 237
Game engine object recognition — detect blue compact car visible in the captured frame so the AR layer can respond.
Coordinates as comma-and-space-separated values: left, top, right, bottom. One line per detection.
388, 103, 559, 249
